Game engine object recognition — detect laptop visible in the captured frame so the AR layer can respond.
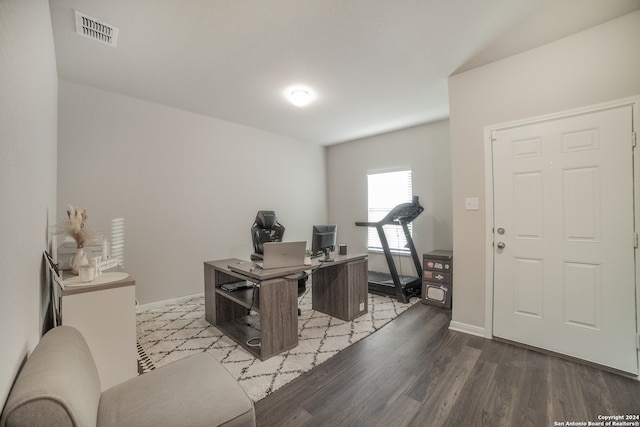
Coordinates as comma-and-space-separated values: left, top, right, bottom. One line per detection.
255, 241, 306, 269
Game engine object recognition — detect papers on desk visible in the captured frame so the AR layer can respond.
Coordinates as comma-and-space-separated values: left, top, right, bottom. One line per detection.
220, 281, 254, 292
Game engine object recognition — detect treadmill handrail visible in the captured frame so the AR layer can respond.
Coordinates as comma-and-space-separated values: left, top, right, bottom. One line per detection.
356, 196, 424, 228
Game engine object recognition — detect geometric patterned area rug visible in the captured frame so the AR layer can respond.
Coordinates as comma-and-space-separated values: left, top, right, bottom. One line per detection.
136, 286, 418, 402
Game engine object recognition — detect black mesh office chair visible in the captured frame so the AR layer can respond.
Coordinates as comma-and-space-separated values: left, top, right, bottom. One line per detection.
250, 211, 308, 298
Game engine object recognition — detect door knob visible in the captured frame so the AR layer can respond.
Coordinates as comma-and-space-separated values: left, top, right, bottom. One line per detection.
497, 242, 506, 249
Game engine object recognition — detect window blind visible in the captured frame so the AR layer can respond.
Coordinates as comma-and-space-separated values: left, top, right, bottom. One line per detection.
367, 169, 413, 252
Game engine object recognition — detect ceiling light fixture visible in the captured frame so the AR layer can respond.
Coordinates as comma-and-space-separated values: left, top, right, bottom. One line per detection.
290, 89, 310, 106
285, 86, 315, 107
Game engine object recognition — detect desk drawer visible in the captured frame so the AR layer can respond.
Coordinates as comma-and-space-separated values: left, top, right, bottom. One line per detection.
422, 281, 452, 309
422, 270, 450, 283
423, 258, 452, 272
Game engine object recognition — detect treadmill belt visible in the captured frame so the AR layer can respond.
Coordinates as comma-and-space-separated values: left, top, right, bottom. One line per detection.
368, 271, 419, 285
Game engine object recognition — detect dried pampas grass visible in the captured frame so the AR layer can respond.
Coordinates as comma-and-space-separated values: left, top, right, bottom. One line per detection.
53, 205, 99, 249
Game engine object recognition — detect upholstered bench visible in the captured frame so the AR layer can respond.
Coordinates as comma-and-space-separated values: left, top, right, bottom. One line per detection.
0, 326, 255, 427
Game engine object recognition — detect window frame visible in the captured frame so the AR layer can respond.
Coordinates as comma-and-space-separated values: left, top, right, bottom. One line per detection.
366, 168, 414, 255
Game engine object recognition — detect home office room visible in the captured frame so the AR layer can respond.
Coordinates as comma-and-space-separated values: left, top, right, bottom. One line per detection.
2, 1, 640, 426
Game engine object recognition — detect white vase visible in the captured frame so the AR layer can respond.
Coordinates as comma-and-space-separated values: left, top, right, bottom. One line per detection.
70, 248, 88, 275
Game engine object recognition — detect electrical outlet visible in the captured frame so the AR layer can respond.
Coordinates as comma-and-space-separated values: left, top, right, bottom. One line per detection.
359, 302, 365, 311
465, 197, 479, 211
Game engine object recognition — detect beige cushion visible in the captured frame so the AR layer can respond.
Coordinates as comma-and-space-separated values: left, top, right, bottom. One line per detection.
98, 352, 255, 427
0, 326, 101, 427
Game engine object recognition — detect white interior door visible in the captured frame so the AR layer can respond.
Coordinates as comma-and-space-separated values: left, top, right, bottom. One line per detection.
492, 105, 638, 374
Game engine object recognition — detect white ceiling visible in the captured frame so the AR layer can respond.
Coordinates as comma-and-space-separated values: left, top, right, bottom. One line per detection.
49, 0, 640, 145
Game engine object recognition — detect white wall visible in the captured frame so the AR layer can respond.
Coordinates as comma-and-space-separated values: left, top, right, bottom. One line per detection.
448, 11, 640, 332
326, 121, 452, 274
57, 80, 327, 304
0, 0, 58, 410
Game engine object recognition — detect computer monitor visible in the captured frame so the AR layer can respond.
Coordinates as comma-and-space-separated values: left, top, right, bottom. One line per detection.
311, 224, 337, 262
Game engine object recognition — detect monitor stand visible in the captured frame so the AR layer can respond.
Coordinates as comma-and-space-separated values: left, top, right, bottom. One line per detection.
320, 248, 334, 262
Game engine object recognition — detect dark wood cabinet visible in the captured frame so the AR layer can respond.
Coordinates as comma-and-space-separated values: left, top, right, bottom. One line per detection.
422, 250, 453, 309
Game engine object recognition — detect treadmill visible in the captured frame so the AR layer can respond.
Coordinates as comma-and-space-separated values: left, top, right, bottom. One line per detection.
355, 196, 424, 303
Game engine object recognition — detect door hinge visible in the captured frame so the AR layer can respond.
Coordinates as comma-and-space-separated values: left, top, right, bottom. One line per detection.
637, 334, 640, 350
633, 131, 637, 148
635, 232, 639, 248
490, 130, 497, 142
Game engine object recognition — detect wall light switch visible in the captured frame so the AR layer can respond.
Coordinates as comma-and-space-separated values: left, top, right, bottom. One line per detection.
465, 197, 479, 211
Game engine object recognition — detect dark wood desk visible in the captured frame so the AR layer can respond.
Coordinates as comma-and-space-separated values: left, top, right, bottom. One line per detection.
204, 253, 367, 360
311, 254, 368, 321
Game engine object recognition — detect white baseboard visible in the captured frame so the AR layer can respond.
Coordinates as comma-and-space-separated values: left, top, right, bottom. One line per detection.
136, 292, 204, 311
448, 320, 487, 338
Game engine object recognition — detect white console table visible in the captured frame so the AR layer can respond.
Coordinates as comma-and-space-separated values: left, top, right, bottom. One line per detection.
60, 271, 137, 390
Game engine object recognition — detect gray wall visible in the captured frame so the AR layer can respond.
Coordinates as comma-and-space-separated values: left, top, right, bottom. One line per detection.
57, 80, 327, 304
326, 120, 452, 274
448, 11, 640, 333
0, 0, 58, 409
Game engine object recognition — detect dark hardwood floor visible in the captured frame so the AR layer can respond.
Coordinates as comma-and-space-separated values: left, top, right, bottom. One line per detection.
255, 302, 640, 426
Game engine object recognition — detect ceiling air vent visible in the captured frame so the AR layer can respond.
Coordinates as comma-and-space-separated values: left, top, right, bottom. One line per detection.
74, 10, 118, 47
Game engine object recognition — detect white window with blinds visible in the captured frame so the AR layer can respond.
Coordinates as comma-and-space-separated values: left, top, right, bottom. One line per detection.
367, 169, 413, 253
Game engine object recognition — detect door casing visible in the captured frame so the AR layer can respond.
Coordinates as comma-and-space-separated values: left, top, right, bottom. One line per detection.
483, 96, 640, 376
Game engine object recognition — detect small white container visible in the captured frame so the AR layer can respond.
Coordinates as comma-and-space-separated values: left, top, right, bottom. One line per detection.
78, 265, 95, 283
